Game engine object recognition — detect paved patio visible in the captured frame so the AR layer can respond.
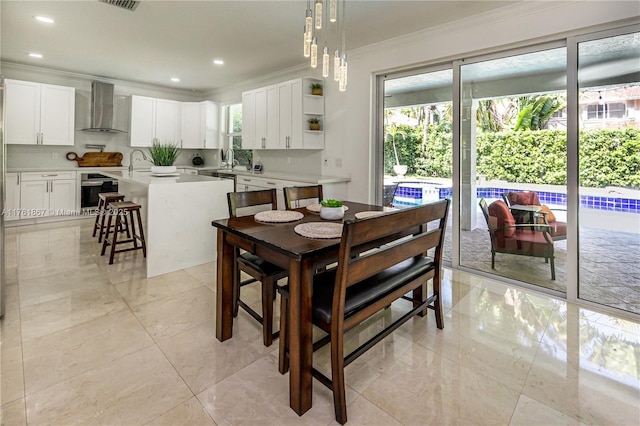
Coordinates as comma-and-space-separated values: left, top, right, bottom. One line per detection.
450, 218, 640, 315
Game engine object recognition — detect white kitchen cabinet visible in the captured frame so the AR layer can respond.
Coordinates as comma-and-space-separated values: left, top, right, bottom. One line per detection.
129, 95, 181, 147
278, 79, 302, 149
242, 77, 324, 151
155, 98, 182, 144
241, 85, 278, 149
4, 173, 21, 221
4, 79, 75, 146
181, 101, 219, 149
19, 171, 77, 219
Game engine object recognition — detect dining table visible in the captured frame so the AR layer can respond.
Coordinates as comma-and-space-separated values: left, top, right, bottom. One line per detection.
211, 201, 383, 416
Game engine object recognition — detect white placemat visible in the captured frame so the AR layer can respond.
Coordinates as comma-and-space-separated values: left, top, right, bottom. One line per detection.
254, 210, 304, 223
294, 222, 343, 239
354, 211, 385, 219
306, 203, 349, 213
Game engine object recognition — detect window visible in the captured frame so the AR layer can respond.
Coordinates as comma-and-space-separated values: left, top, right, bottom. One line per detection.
586, 102, 626, 119
224, 103, 252, 166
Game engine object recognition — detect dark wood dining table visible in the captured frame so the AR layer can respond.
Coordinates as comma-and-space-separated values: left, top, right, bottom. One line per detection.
211, 201, 383, 416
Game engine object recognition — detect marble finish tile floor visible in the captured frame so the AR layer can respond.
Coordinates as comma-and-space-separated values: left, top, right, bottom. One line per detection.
1, 219, 638, 425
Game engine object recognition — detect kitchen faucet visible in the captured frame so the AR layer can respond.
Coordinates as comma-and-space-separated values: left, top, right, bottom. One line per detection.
225, 148, 237, 169
129, 149, 149, 173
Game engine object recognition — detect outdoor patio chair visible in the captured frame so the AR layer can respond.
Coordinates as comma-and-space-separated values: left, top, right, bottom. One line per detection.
382, 182, 399, 207
479, 198, 556, 280
502, 191, 567, 241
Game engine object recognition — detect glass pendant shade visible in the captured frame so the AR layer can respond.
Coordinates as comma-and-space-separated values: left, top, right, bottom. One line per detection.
305, 9, 313, 42
334, 50, 340, 81
310, 38, 318, 68
330, 0, 337, 22
315, 0, 322, 30
322, 47, 330, 77
339, 55, 348, 91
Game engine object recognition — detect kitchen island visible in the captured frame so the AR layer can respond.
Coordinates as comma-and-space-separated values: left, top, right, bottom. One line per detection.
100, 171, 234, 277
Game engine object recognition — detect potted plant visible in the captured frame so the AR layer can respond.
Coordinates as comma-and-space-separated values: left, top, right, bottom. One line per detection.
308, 117, 321, 131
311, 82, 323, 96
148, 141, 180, 174
320, 199, 344, 220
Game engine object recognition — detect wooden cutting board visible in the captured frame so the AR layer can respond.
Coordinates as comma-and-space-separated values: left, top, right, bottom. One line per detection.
66, 152, 123, 167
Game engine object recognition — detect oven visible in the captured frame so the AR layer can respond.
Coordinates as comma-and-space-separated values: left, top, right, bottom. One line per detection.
80, 173, 119, 209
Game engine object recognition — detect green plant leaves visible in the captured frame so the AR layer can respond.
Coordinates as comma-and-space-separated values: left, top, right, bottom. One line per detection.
148, 142, 180, 166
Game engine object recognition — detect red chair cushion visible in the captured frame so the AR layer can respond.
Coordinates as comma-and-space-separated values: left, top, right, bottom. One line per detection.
539, 205, 556, 222
488, 200, 515, 238
506, 191, 540, 206
503, 228, 551, 255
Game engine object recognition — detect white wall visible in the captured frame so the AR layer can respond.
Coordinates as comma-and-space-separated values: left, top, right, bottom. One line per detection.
2, 63, 221, 169
211, 1, 639, 203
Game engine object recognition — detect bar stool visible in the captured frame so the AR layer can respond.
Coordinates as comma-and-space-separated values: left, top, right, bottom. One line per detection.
93, 192, 126, 242
100, 201, 147, 265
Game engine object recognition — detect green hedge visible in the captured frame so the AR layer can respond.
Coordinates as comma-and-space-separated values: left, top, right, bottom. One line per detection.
384, 125, 640, 189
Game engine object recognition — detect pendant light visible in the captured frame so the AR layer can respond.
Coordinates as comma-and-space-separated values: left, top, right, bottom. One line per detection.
301, 0, 347, 90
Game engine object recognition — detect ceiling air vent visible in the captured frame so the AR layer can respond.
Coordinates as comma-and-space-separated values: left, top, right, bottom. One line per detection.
99, 0, 139, 12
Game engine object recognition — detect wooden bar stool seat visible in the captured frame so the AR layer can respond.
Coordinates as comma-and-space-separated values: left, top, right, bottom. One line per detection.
100, 201, 147, 265
93, 192, 126, 242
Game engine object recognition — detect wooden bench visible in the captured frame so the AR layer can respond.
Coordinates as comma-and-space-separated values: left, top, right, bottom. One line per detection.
278, 199, 450, 424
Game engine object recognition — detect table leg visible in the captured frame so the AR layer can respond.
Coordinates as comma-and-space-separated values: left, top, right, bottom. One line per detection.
288, 258, 314, 415
216, 230, 234, 341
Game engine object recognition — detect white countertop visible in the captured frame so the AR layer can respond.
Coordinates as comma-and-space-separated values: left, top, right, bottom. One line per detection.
7, 166, 128, 173
7, 165, 351, 184
100, 170, 225, 187
207, 168, 351, 184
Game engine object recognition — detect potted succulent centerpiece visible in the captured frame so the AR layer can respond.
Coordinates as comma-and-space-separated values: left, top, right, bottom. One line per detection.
308, 117, 321, 131
320, 199, 344, 220
148, 141, 180, 174
311, 82, 323, 95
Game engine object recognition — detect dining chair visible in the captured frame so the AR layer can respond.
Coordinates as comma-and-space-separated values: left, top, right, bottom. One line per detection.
278, 200, 450, 424
283, 185, 323, 210
227, 189, 288, 346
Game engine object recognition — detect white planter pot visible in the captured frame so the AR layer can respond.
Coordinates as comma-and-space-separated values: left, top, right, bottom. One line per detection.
320, 206, 344, 220
151, 165, 177, 174
393, 165, 407, 177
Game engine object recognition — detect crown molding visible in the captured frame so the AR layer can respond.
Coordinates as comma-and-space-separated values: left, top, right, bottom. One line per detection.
0, 61, 205, 97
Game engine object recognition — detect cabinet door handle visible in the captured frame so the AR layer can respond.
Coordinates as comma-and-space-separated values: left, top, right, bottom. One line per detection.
17, 174, 20, 185
46, 181, 49, 193
41, 174, 58, 177
40, 133, 44, 144
50, 181, 53, 193
242, 178, 250, 182
267, 181, 276, 185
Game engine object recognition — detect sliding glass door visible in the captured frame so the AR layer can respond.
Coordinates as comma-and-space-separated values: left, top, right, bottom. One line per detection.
577, 30, 640, 315
458, 46, 568, 293
381, 68, 453, 262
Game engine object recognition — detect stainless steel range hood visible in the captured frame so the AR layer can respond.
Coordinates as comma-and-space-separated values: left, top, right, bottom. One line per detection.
82, 81, 126, 133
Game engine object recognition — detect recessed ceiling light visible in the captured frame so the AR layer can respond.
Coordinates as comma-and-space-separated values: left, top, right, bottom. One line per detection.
28, 53, 43, 59
34, 16, 54, 24
171, 77, 180, 82
213, 59, 224, 65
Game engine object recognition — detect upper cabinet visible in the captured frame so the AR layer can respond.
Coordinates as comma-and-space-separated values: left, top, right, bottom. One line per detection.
242, 77, 324, 150
130, 96, 219, 149
129, 95, 181, 147
242, 85, 278, 149
181, 101, 220, 149
5, 79, 75, 146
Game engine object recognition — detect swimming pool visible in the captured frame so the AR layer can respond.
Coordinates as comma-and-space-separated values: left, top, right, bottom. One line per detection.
393, 181, 640, 214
